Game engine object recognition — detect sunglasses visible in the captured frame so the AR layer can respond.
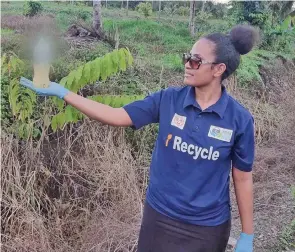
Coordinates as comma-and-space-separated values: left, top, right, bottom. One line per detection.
182, 53, 218, 69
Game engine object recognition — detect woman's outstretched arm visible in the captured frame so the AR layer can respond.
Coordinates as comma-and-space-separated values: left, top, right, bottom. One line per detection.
64, 92, 132, 127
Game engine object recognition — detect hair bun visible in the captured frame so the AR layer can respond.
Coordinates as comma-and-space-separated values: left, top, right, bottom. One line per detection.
229, 24, 259, 55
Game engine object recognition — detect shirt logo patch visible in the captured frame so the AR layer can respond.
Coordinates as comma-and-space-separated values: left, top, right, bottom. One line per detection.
208, 125, 233, 143
165, 134, 172, 147
171, 113, 186, 130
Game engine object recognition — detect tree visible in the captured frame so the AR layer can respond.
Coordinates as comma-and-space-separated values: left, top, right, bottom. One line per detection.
267, 1, 294, 21
93, 0, 103, 37
189, 0, 196, 36
158, 0, 161, 22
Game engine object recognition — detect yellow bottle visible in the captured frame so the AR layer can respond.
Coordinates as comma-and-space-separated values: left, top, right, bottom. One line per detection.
32, 37, 51, 88
33, 64, 50, 88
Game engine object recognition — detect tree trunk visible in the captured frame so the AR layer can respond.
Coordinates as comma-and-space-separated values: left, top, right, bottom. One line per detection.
201, 0, 206, 13
189, 0, 196, 37
93, 0, 103, 37
126, 0, 129, 16
157, 0, 161, 22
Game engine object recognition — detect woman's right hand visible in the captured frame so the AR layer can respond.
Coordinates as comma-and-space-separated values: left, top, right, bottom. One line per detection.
20, 77, 70, 99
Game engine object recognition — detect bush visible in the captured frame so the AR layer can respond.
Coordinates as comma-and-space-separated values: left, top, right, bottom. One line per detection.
136, 2, 152, 18
23, 1, 43, 17
196, 11, 213, 21
1, 34, 23, 54
50, 57, 84, 82
176, 6, 190, 16
77, 10, 91, 21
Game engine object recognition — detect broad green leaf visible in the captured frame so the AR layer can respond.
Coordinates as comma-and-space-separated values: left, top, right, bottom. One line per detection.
51, 114, 58, 132
111, 49, 119, 72
66, 71, 76, 89
124, 48, 133, 66
118, 49, 127, 71
100, 57, 107, 81
75, 66, 84, 84
65, 105, 74, 122
60, 76, 68, 86
83, 62, 92, 82
281, 15, 291, 31
51, 97, 65, 111
10, 57, 17, 73
56, 112, 66, 130
92, 58, 101, 82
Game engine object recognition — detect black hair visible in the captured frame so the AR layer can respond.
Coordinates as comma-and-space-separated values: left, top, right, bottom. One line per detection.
205, 24, 258, 80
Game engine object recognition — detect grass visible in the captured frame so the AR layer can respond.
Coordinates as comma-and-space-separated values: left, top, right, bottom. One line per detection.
103, 19, 193, 72
278, 186, 295, 250
1, 125, 147, 252
104, 19, 193, 52
1, 28, 14, 35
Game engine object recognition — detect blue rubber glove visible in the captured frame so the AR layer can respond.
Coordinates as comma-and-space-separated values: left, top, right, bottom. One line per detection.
235, 233, 254, 252
20, 77, 69, 99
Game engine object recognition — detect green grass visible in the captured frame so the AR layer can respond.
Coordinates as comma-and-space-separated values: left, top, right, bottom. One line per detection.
162, 54, 183, 72
103, 18, 193, 73
104, 19, 193, 52
1, 28, 14, 35
1, 1, 23, 15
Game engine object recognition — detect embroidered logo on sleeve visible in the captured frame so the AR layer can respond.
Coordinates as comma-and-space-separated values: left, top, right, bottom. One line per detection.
171, 113, 187, 130
208, 125, 233, 142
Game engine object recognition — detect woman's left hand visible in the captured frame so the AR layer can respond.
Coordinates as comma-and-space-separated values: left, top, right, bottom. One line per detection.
235, 233, 254, 252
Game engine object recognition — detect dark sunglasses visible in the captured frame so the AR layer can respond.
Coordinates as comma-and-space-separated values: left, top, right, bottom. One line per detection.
182, 53, 218, 69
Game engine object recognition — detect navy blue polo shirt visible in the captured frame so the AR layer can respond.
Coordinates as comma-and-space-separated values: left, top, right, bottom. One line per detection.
123, 85, 255, 226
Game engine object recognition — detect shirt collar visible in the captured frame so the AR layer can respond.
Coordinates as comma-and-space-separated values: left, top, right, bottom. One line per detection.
183, 85, 229, 118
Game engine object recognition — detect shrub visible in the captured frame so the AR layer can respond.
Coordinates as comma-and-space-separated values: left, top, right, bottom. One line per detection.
1, 34, 23, 54
23, 1, 43, 17
50, 57, 84, 82
77, 10, 91, 21
195, 11, 213, 21
136, 2, 152, 18
176, 6, 190, 16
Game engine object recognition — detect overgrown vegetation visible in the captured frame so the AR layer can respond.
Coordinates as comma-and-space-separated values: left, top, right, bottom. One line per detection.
135, 2, 153, 18
1, 1, 294, 251
23, 0, 43, 17
279, 186, 295, 250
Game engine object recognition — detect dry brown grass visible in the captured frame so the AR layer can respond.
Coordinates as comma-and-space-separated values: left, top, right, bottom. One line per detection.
1, 123, 149, 252
1, 14, 57, 34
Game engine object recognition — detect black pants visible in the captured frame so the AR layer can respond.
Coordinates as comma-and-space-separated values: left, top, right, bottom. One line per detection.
137, 202, 231, 252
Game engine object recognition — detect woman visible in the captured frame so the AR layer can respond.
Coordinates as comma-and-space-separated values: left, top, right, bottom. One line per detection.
20, 24, 258, 252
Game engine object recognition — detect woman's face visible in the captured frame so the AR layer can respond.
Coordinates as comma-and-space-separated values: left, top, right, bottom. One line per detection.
183, 38, 225, 87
